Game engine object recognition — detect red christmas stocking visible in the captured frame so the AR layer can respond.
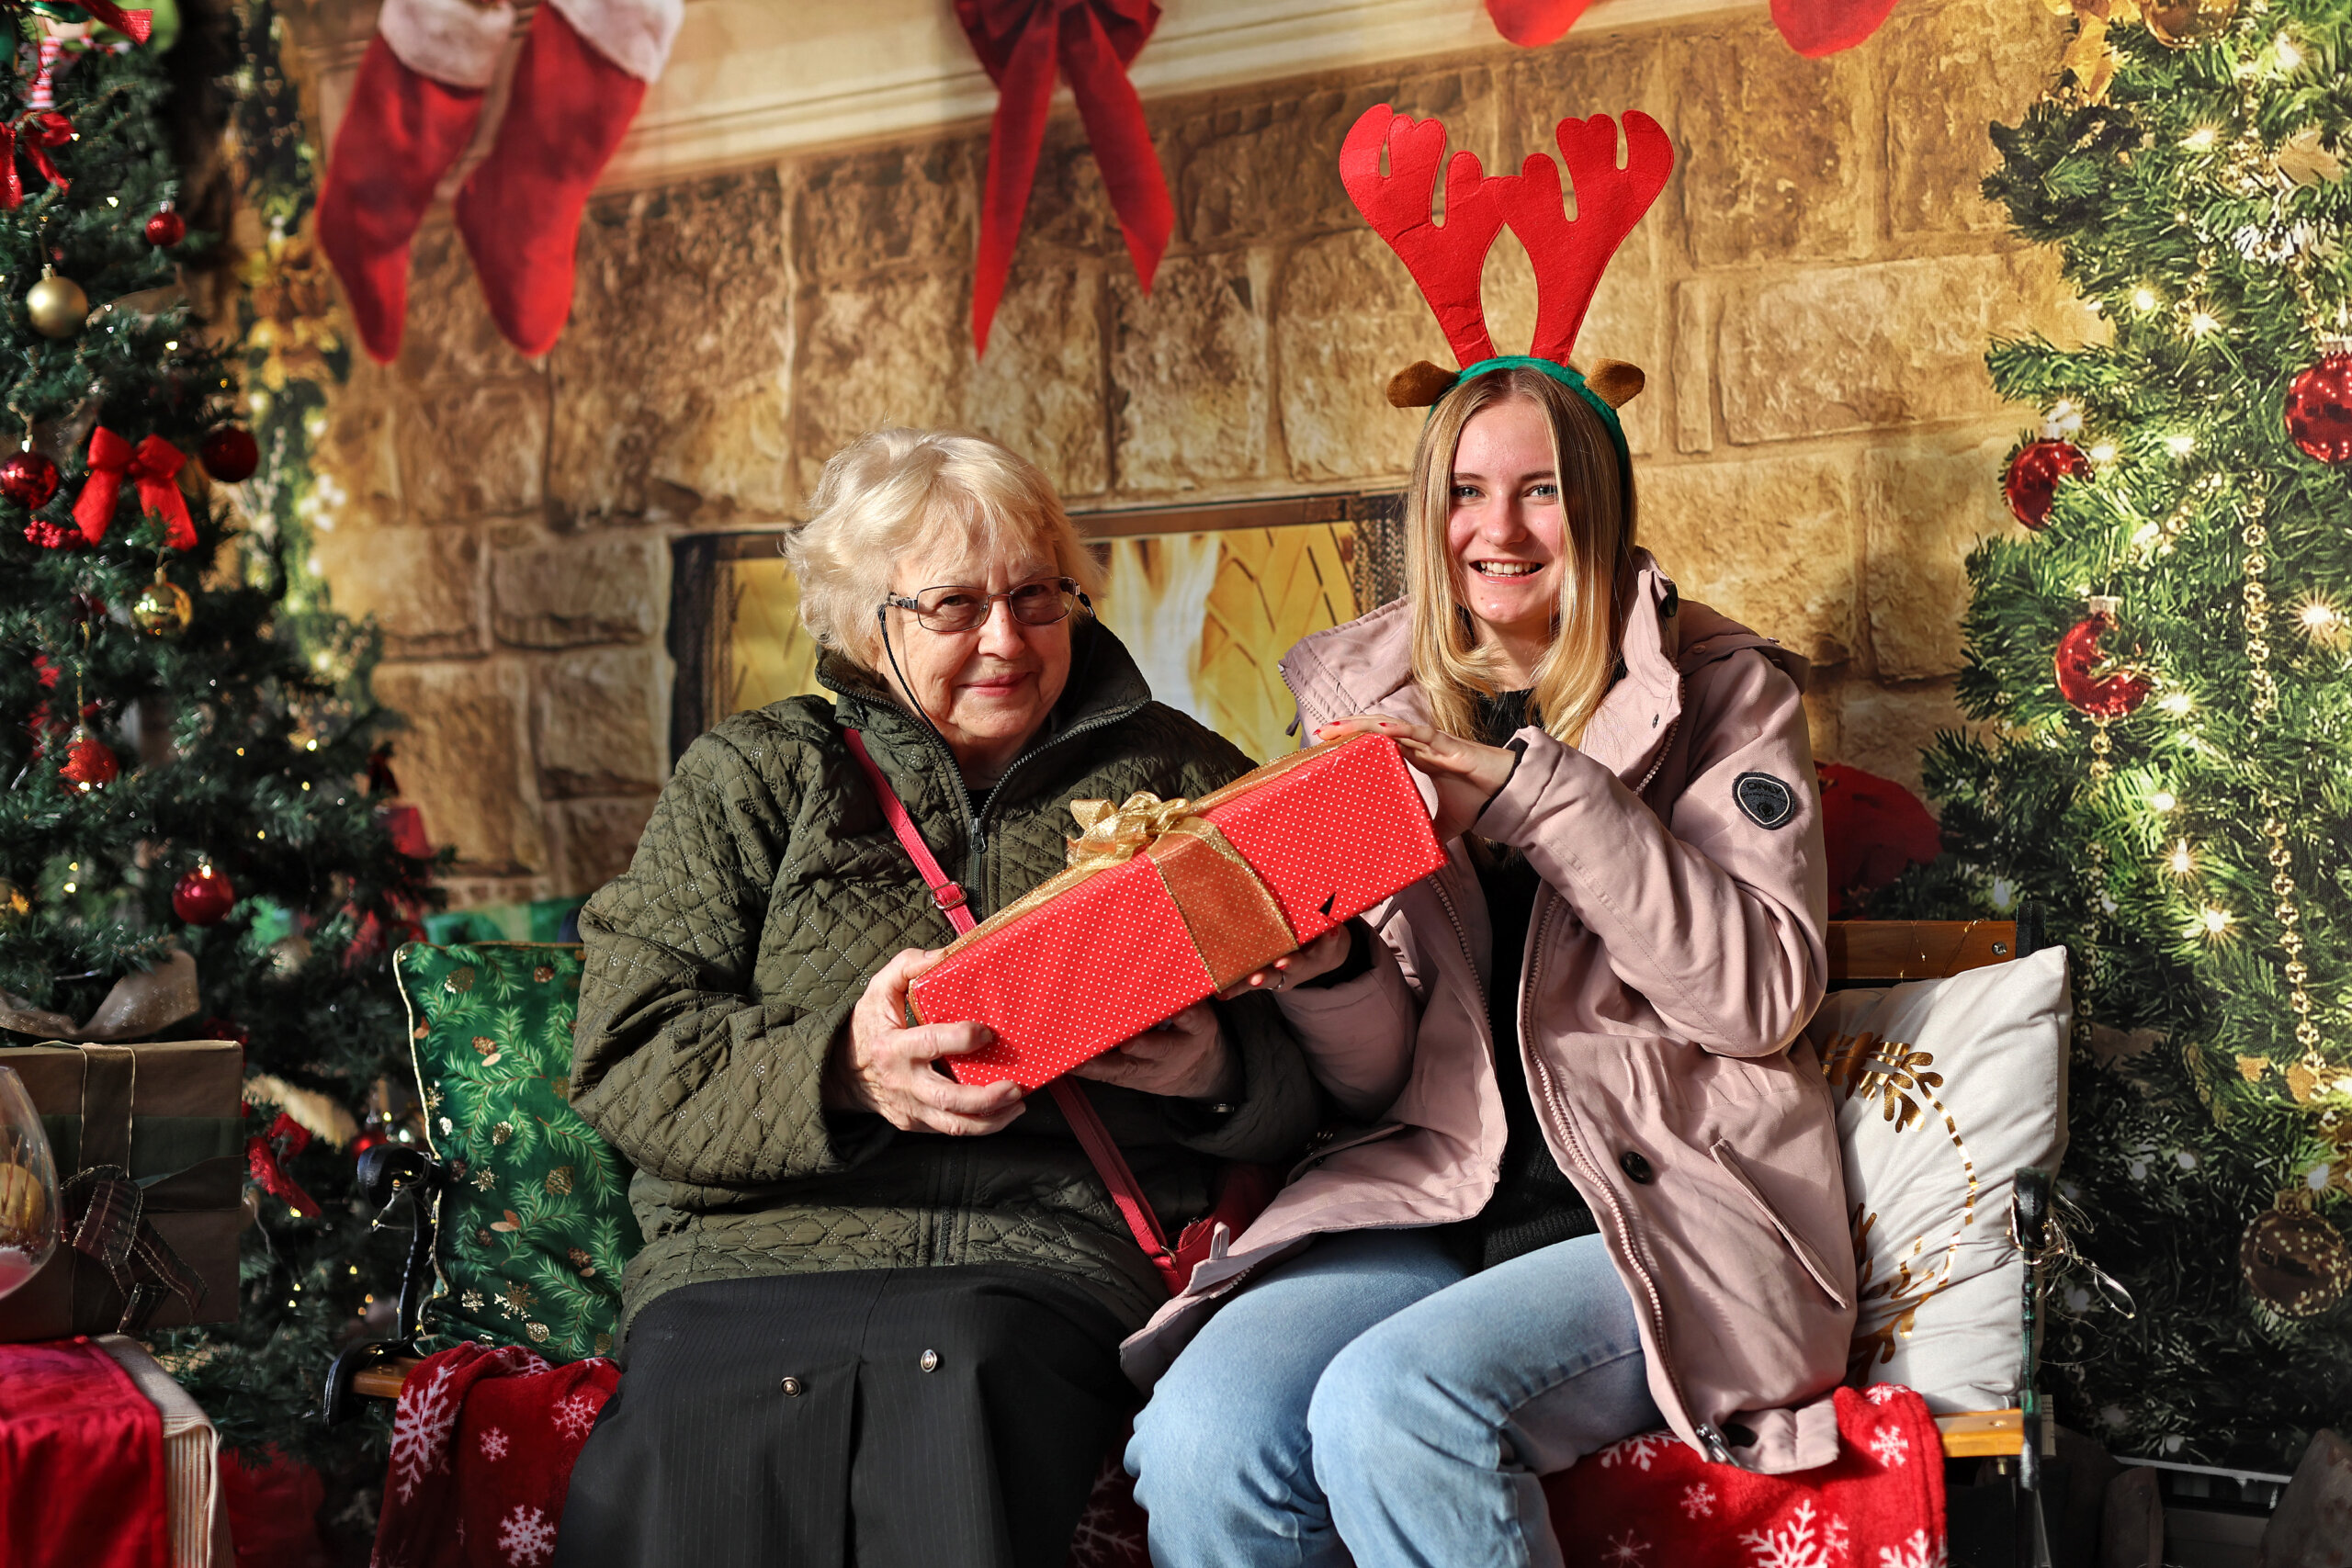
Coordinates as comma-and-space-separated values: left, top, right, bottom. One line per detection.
314, 0, 514, 364
453, 0, 681, 358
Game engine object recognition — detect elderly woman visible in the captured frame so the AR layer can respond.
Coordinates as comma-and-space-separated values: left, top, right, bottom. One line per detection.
553, 428, 1320, 1568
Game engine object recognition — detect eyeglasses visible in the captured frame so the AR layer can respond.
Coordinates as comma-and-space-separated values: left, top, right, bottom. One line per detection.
881, 578, 1085, 634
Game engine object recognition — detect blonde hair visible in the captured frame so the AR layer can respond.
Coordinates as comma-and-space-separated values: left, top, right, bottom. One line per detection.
1407, 367, 1634, 747
783, 428, 1106, 670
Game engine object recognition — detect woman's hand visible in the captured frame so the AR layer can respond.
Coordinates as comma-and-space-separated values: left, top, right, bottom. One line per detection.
1316, 715, 1519, 841
827, 948, 1026, 1135
1072, 1001, 1238, 1101
1216, 922, 1356, 999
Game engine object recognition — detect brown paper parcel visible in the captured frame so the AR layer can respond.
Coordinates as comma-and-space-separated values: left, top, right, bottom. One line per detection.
0, 1038, 244, 1340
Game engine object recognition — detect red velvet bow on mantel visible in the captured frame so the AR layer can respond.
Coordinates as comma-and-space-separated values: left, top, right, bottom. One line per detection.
955, 0, 1174, 355
1486, 0, 1899, 57
74, 426, 195, 550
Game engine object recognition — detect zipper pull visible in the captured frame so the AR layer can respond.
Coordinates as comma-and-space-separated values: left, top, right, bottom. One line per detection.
1694, 1422, 1741, 1467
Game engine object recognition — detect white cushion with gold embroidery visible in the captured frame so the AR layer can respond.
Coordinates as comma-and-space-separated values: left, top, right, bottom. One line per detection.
1804, 945, 2071, 1414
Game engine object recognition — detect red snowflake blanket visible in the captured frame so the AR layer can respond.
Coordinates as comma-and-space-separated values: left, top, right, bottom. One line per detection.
372, 1343, 617, 1568
1064, 1384, 1947, 1567
1545, 1385, 1948, 1568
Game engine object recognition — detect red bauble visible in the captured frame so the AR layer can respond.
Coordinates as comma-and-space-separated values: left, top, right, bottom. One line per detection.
2054, 610, 2152, 718
173, 863, 236, 925
2004, 438, 2091, 530
0, 449, 59, 508
198, 425, 259, 484
2285, 353, 2352, 464
59, 728, 119, 790
144, 206, 186, 247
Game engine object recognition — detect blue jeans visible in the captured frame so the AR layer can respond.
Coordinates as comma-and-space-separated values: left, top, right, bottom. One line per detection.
1125, 1229, 1662, 1568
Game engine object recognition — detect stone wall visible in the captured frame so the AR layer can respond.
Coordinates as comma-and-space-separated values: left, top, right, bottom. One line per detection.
303, 0, 2086, 903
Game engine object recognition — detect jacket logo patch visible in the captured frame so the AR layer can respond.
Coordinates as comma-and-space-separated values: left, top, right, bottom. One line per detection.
1734, 772, 1798, 829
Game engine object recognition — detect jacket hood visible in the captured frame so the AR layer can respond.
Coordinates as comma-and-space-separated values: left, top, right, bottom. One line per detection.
1279, 549, 1806, 789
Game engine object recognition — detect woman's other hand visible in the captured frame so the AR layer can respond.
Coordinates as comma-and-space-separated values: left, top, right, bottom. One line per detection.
1072, 1001, 1238, 1101
1316, 715, 1517, 841
1216, 922, 1356, 1000
828, 948, 1027, 1135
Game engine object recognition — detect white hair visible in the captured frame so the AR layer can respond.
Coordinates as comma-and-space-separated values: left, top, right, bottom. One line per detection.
781, 428, 1104, 669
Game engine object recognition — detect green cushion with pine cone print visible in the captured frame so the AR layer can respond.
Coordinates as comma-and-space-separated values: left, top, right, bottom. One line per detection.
396, 942, 638, 1361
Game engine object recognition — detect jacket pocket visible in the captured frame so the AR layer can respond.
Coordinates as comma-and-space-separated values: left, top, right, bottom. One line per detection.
1711, 1138, 1851, 1310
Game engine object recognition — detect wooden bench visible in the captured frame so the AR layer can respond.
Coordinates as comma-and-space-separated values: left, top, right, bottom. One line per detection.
325, 917, 2059, 1559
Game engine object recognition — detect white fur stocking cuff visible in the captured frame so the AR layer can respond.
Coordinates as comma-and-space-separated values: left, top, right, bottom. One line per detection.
546, 0, 684, 84
378, 0, 516, 91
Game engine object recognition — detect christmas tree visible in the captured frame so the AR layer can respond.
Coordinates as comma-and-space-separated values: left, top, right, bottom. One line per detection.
0, 2, 431, 1479
1906, 0, 2352, 1467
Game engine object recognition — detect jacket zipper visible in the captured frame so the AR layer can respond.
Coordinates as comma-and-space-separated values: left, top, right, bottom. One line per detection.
959, 705, 1137, 897
859, 686, 1140, 913
1632, 672, 1685, 796
851, 684, 1143, 1273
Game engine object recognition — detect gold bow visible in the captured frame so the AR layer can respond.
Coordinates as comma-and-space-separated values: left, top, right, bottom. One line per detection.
1066, 792, 1198, 870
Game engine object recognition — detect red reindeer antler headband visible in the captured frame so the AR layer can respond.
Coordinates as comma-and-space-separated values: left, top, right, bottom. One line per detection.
1340, 105, 1672, 446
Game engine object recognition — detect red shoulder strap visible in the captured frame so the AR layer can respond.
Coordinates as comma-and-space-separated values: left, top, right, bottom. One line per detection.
841, 728, 1179, 1284
843, 728, 971, 930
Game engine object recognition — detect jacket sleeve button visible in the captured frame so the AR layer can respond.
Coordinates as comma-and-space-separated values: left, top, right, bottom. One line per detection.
779, 1376, 803, 1396
1619, 1150, 1655, 1185
920, 1349, 940, 1372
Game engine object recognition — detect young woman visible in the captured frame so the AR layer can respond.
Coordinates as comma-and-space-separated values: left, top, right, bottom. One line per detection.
1123, 363, 1855, 1568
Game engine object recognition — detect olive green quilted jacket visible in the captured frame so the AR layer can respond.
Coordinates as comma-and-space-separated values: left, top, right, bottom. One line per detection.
571, 620, 1323, 1344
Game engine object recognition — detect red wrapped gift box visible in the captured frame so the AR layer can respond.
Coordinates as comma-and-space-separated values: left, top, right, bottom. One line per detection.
911, 733, 1446, 1089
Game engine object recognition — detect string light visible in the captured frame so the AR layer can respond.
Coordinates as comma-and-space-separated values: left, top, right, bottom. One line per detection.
2276, 32, 2303, 71
2188, 309, 2222, 337
2296, 597, 2345, 646
2165, 434, 2197, 456
2166, 840, 2195, 876
2132, 287, 2159, 312
2183, 126, 2220, 151
2149, 791, 2177, 813
2199, 906, 2233, 937
2089, 442, 2119, 464
2158, 693, 2193, 716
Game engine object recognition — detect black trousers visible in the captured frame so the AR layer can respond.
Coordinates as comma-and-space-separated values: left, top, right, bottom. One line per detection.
551, 1267, 1136, 1568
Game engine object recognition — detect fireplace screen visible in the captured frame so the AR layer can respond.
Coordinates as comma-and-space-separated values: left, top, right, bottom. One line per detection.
668, 492, 1405, 766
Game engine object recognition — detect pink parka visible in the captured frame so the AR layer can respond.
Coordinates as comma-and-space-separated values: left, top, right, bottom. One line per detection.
1122, 552, 1857, 1475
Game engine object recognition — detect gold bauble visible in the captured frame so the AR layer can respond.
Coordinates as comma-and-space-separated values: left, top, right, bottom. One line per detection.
25, 269, 86, 340
0, 877, 27, 931
132, 578, 193, 637
0, 1161, 45, 1246
2143, 0, 2237, 48
2241, 1201, 2352, 1318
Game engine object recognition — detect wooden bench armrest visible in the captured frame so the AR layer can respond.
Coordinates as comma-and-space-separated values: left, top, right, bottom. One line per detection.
353, 1358, 422, 1401
1934, 1408, 2024, 1458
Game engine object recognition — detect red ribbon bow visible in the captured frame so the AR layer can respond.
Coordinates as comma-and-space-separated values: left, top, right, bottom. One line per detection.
954, 0, 1173, 355
74, 426, 194, 548
244, 1111, 322, 1219
0, 109, 73, 209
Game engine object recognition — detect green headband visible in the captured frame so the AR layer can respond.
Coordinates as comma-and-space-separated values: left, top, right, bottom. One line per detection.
1444, 355, 1632, 474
